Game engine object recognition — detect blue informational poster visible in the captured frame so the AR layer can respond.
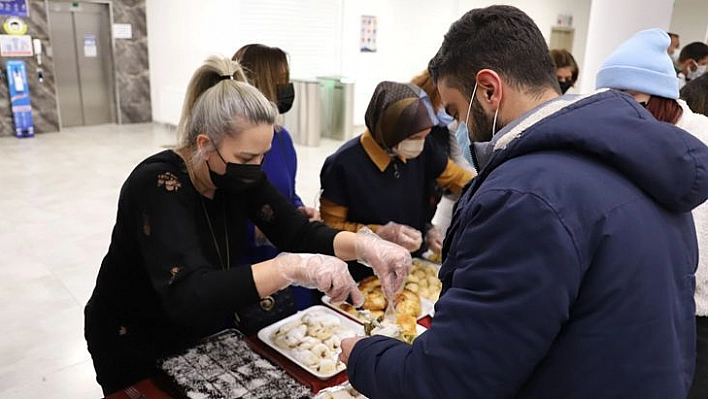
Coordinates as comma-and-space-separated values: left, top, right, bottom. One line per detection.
6, 60, 34, 137
0, 0, 29, 17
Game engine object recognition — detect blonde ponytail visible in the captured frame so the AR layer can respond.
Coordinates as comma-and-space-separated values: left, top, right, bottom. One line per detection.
176, 55, 277, 165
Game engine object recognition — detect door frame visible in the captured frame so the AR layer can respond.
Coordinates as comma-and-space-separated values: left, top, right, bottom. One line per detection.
45, 0, 121, 128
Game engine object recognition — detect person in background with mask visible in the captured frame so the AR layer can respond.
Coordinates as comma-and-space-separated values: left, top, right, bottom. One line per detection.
550, 49, 579, 94
232, 44, 318, 310
410, 69, 475, 240
667, 32, 681, 69
339, 6, 708, 398
83, 55, 411, 395
319, 81, 473, 280
677, 41, 708, 88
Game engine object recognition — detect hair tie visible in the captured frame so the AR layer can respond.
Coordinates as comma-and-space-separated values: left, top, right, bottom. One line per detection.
219, 75, 234, 81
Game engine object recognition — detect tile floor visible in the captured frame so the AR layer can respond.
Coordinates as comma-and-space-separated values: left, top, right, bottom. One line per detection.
0, 123, 346, 398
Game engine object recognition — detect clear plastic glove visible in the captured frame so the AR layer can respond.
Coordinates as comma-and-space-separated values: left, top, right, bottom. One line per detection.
276, 253, 364, 306
375, 221, 423, 252
426, 225, 444, 255
355, 227, 412, 299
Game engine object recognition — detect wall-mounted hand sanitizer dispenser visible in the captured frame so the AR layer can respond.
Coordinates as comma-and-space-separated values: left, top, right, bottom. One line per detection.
5, 60, 34, 138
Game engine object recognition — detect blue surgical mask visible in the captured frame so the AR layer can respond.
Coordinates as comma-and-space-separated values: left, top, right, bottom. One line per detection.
437, 108, 455, 127
455, 121, 473, 166
455, 82, 478, 166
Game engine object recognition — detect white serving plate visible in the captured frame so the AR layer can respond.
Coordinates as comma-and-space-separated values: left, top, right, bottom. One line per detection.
314, 382, 368, 399
256, 305, 363, 380
321, 295, 435, 323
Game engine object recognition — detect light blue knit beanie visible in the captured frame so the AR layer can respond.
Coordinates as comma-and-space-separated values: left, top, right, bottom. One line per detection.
595, 29, 679, 99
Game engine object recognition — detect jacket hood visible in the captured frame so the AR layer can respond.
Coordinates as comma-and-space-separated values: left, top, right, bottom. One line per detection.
473, 90, 708, 212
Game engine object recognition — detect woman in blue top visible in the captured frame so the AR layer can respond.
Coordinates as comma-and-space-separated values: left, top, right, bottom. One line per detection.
233, 44, 318, 310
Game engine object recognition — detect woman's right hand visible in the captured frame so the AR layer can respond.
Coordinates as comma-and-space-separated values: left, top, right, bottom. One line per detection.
276, 253, 364, 306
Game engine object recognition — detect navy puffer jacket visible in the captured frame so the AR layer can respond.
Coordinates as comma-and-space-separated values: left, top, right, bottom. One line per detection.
347, 90, 708, 399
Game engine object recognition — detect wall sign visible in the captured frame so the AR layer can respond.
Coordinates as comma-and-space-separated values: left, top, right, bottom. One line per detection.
3, 16, 27, 34
360, 15, 377, 53
83, 34, 97, 57
0, 0, 29, 17
113, 23, 132, 39
0, 33, 32, 56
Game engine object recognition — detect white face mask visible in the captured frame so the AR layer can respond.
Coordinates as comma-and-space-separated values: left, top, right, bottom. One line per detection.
395, 138, 426, 159
670, 51, 680, 63
688, 64, 707, 81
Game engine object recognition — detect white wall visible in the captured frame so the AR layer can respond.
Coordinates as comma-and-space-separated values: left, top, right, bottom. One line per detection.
340, 0, 459, 128
147, 0, 341, 125
669, 0, 708, 51
457, 0, 592, 91
147, 0, 594, 127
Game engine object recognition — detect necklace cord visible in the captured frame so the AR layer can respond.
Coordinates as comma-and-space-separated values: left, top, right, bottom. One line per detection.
200, 197, 230, 270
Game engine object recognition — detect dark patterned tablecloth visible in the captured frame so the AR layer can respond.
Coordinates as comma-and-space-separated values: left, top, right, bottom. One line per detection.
159, 329, 311, 399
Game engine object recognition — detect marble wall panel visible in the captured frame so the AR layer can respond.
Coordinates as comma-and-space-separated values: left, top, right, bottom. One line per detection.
0, 0, 151, 137
0, 1, 60, 137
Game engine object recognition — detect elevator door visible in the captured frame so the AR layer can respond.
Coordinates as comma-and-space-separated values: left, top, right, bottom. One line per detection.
49, 2, 116, 127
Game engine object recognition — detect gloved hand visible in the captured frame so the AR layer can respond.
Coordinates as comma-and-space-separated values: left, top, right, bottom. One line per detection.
355, 227, 412, 299
425, 225, 444, 255
276, 253, 364, 306
375, 221, 423, 252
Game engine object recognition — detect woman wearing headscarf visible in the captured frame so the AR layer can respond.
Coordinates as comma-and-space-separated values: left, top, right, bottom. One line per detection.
319, 81, 474, 280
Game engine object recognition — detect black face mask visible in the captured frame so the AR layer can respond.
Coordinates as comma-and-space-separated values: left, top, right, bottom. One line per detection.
208, 147, 263, 192
558, 80, 573, 94
276, 83, 295, 114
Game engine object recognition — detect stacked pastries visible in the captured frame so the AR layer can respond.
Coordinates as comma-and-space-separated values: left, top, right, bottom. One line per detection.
405, 259, 443, 301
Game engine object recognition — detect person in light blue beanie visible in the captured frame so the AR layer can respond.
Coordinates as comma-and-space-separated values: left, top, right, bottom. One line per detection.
596, 28, 683, 124
596, 29, 679, 99
598, 27, 708, 399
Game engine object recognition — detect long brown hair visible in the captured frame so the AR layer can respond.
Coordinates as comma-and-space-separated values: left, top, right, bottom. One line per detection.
549, 49, 579, 84
645, 96, 683, 125
232, 44, 289, 103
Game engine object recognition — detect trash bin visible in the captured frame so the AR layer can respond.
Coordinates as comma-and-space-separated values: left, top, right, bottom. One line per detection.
317, 76, 355, 141
282, 79, 321, 147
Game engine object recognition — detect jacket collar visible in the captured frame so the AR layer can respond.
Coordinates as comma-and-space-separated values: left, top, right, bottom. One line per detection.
472, 91, 604, 172
360, 130, 407, 172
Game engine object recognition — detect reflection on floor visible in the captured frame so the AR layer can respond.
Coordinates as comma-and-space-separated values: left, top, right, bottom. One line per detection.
0, 123, 345, 398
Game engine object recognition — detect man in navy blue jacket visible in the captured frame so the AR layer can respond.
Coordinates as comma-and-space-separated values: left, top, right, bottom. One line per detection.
338, 5, 708, 398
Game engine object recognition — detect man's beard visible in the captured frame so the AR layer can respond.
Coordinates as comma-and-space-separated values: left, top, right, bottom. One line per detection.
469, 99, 502, 142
